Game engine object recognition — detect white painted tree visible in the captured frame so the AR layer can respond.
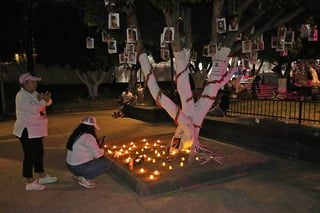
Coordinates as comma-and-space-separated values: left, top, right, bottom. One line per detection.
110, 0, 306, 162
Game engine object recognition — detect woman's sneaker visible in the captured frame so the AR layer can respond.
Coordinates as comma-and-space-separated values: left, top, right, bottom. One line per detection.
25, 180, 46, 191
78, 177, 96, 189
39, 174, 58, 185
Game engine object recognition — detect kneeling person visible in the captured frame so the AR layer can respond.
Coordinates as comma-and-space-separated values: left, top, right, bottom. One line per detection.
66, 116, 112, 188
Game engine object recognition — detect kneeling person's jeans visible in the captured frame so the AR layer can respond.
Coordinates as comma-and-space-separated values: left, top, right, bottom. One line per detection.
66, 157, 112, 179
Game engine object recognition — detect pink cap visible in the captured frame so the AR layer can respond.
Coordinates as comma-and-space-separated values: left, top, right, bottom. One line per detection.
82, 116, 100, 130
19, 73, 42, 84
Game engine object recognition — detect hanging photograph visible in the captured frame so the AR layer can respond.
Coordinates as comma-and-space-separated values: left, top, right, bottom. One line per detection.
127, 51, 137, 65
242, 40, 252, 53
160, 33, 169, 48
190, 49, 197, 61
86, 37, 94, 49
163, 27, 175, 43
108, 40, 117, 54
119, 53, 125, 64
101, 30, 108, 43
202, 45, 209, 57
125, 43, 135, 53
301, 24, 310, 38
284, 30, 295, 44
161, 48, 170, 60
127, 28, 137, 43
216, 18, 227, 34
108, 13, 120, 29
254, 34, 264, 51
228, 14, 239, 32
276, 37, 285, 52
208, 43, 217, 57
277, 27, 287, 38
308, 26, 318, 41
250, 51, 258, 64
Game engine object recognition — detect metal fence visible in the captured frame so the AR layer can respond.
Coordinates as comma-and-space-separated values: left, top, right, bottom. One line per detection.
226, 98, 320, 126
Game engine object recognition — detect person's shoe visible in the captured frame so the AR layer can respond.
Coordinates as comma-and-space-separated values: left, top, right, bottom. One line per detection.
25, 180, 46, 191
78, 177, 96, 189
39, 174, 58, 185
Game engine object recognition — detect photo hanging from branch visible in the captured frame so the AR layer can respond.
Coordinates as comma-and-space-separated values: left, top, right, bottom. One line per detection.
119, 53, 125, 64
108, 13, 120, 29
160, 33, 169, 48
127, 51, 137, 65
127, 28, 137, 43
275, 38, 285, 52
208, 43, 217, 57
284, 30, 295, 44
101, 30, 108, 43
301, 24, 311, 38
228, 14, 239, 32
163, 27, 175, 43
125, 43, 135, 53
86, 37, 94, 49
308, 26, 318, 41
202, 45, 209, 57
190, 49, 197, 62
216, 18, 227, 34
254, 34, 264, 51
242, 40, 252, 54
161, 48, 170, 61
108, 40, 117, 54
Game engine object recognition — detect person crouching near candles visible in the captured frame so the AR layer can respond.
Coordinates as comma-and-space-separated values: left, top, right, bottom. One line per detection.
66, 116, 112, 188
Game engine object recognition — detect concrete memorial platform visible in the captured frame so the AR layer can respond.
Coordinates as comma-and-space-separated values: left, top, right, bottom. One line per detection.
105, 134, 273, 196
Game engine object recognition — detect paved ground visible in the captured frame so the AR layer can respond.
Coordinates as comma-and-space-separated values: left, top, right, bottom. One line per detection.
1, 109, 320, 213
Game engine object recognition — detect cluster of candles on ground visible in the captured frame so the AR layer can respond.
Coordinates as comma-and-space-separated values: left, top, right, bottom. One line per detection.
104, 138, 199, 181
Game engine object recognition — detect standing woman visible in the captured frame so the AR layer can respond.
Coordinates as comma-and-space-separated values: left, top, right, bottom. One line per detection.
66, 116, 112, 189
13, 73, 58, 191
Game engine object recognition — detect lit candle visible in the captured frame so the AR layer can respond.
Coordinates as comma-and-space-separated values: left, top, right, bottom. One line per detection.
154, 170, 160, 175
133, 145, 136, 148
195, 156, 199, 161
147, 157, 151, 161
181, 157, 185, 161
180, 162, 184, 167
107, 149, 112, 154
157, 140, 160, 143
162, 151, 166, 155
139, 168, 145, 173
152, 159, 156, 163
112, 145, 117, 149
143, 139, 146, 142
122, 144, 126, 148
162, 162, 166, 166
125, 150, 128, 154
169, 165, 173, 170
186, 149, 191, 153
153, 143, 157, 146
157, 153, 161, 157
130, 142, 134, 145
104, 144, 107, 148
154, 150, 158, 154
141, 148, 144, 152
144, 145, 148, 149
128, 147, 132, 151
146, 142, 149, 145
135, 151, 139, 155
120, 148, 123, 152
149, 175, 154, 180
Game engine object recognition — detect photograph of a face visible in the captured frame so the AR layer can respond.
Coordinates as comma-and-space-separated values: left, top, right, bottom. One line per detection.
86, 37, 94, 49
127, 51, 137, 65
127, 28, 137, 43
242, 40, 252, 54
161, 48, 170, 60
108, 13, 120, 29
163, 27, 175, 43
108, 40, 117, 54
216, 18, 227, 34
